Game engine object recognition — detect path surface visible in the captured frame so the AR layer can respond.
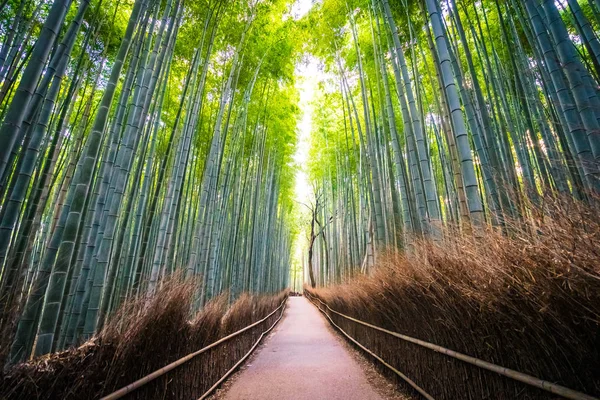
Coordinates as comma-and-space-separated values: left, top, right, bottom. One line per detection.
220, 296, 385, 400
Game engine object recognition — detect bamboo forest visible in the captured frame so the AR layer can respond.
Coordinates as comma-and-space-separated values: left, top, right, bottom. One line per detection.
0, 0, 599, 398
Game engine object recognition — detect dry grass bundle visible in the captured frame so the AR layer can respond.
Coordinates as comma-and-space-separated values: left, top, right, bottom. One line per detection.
1, 274, 287, 399
222, 291, 287, 334
308, 195, 600, 399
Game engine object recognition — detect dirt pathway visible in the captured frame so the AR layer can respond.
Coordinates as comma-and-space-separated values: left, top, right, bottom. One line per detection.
215, 296, 391, 400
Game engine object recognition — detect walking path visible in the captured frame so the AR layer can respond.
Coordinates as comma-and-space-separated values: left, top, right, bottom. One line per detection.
219, 296, 385, 400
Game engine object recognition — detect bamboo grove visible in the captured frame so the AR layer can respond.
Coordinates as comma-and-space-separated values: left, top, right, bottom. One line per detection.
0, 0, 300, 364
301, 0, 600, 287
1, 0, 599, 369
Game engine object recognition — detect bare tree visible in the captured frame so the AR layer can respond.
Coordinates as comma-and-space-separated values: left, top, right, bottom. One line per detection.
302, 188, 334, 288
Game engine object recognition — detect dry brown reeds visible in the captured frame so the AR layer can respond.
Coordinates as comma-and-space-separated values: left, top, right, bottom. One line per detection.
308, 195, 600, 399
1, 274, 287, 399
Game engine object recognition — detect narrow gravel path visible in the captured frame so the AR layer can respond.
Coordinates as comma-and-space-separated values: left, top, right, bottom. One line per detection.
219, 296, 385, 400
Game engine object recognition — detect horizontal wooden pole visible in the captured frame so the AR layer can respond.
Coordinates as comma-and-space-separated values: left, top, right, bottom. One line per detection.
305, 291, 597, 400
101, 298, 287, 400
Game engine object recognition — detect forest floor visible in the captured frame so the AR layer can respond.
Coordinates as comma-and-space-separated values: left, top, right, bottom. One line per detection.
209, 296, 409, 400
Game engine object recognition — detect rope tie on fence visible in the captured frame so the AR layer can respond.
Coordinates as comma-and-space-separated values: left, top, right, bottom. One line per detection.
101, 298, 287, 400
305, 291, 598, 400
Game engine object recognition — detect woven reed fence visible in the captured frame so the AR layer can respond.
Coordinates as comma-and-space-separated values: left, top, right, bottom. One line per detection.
101, 297, 287, 399
305, 291, 596, 400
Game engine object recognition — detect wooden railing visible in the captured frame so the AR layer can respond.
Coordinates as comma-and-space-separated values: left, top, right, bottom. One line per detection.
101, 298, 287, 400
305, 291, 597, 400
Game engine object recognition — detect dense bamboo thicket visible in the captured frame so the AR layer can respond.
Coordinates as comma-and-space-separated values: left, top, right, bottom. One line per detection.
1, 276, 287, 399
2, 0, 600, 395
0, 0, 299, 366
301, 0, 600, 286
298, 0, 600, 397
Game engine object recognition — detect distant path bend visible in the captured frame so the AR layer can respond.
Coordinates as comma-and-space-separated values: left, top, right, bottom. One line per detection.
219, 296, 385, 400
